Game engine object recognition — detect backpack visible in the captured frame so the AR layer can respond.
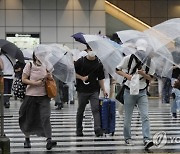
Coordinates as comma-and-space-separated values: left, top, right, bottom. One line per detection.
12, 62, 32, 99
115, 54, 151, 104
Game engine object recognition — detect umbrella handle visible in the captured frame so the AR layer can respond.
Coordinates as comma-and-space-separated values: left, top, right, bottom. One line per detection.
83, 81, 90, 85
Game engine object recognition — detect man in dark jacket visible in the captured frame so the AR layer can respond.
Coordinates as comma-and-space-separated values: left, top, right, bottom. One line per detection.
74, 45, 107, 137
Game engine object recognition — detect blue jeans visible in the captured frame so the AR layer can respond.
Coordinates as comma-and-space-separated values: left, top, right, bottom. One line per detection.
123, 88, 151, 142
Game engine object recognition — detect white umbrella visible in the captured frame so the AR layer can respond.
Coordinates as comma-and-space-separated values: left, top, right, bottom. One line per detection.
83, 34, 124, 83
34, 44, 75, 83
22, 48, 33, 60
117, 29, 174, 78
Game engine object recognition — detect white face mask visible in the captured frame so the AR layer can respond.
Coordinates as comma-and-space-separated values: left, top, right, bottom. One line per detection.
88, 51, 96, 57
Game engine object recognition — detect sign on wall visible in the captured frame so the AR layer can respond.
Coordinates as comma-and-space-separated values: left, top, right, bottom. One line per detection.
6, 33, 40, 50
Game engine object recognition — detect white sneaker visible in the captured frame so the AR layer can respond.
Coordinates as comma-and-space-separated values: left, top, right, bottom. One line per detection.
125, 139, 134, 146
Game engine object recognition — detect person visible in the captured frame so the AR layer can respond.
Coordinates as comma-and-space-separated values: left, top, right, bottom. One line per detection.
74, 45, 108, 137
14, 61, 25, 78
161, 77, 172, 104
115, 39, 156, 150
0, 50, 15, 108
12, 61, 26, 100
54, 75, 65, 110
171, 76, 180, 118
19, 52, 57, 150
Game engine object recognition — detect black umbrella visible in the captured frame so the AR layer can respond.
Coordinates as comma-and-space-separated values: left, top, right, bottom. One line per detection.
0, 39, 25, 63
71, 32, 87, 45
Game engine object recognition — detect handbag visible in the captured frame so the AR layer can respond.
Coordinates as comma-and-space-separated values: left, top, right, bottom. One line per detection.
12, 78, 26, 99
115, 85, 126, 104
45, 78, 57, 98
130, 73, 139, 95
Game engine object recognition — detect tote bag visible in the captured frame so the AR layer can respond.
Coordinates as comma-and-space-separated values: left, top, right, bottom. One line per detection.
45, 78, 57, 98
130, 73, 139, 95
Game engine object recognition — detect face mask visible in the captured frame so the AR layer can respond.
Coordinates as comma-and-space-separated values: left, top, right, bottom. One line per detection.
88, 51, 96, 57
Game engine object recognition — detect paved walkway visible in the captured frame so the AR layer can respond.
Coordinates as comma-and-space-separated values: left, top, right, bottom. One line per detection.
2, 98, 180, 154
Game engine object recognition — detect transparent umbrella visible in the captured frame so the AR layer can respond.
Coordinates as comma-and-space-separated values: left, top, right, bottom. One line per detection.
34, 44, 75, 83
117, 29, 174, 78
83, 34, 124, 83
22, 48, 33, 60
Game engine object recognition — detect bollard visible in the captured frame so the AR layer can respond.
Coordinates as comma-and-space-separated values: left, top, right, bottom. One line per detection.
0, 136, 10, 154
0, 71, 10, 154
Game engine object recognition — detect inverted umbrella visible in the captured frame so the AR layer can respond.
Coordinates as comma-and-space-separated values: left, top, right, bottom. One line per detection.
116, 30, 174, 78
83, 34, 124, 83
72, 32, 87, 45
34, 44, 75, 83
0, 39, 25, 63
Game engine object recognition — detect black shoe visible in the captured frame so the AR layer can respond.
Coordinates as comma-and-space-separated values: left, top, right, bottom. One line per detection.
55, 106, 62, 110
144, 140, 154, 150
24, 140, 31, 148
46, 140, 57, 150
95, 128, 103, 137
70, 100, 74, 104
172, 113, 177, 118
4, 102, 10, 108
76, 131, 83, 137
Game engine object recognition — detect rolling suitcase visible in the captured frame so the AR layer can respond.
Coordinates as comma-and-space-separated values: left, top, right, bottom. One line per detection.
99, 98, 116, 136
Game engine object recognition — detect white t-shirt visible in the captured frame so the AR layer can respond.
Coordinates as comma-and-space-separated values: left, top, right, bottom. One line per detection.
116, 55, 156, 90
0, 54, 15, 79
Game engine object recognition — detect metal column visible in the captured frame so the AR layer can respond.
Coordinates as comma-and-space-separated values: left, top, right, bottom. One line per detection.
0, 71, 10, 154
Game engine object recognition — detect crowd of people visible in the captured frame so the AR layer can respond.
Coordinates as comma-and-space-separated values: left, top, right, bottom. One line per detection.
0, 35, 180, 151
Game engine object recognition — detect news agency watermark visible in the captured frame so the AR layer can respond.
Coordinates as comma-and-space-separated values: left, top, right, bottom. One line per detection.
153, 131, 180, 148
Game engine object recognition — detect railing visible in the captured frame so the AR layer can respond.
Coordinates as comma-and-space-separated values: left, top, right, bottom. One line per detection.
105, 0, 151, 31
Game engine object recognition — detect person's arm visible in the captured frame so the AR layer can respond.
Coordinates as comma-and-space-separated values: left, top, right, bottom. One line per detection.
137, 69, 153, 81
0, 57, 4, 70
99, 79, 108, 97
116, 69, 132, 81
22, 73, 44, 86
76, 73, 88, 82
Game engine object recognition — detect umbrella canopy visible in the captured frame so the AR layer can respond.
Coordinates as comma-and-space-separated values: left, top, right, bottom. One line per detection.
22, 48, 33, 60
83, 34, 124, 83
116, 29, 174, 78
72, 32, 87, 45
0, 39, 25, 63
34, 44, 75, 83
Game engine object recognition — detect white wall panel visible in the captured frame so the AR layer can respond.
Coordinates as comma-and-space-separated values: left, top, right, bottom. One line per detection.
6, 10, 22, 26
0, 10, 5, 26
57, 27, 73, 43
41, 0, 56, 10
57, 0, 73, 10
57, 10, 73, 26
6, 0, 22, 9
90, 11, 105, 26
23, 10, 40, 26
23, 0, 40, 9
74, 11, 89, 27
41, 27, 57, 43
74, 0, 89, 10
41, 10, 56, 26
0, 27, 5, 39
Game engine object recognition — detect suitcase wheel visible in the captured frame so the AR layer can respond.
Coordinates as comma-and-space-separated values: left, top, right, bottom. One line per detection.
111, 132, 114, 136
